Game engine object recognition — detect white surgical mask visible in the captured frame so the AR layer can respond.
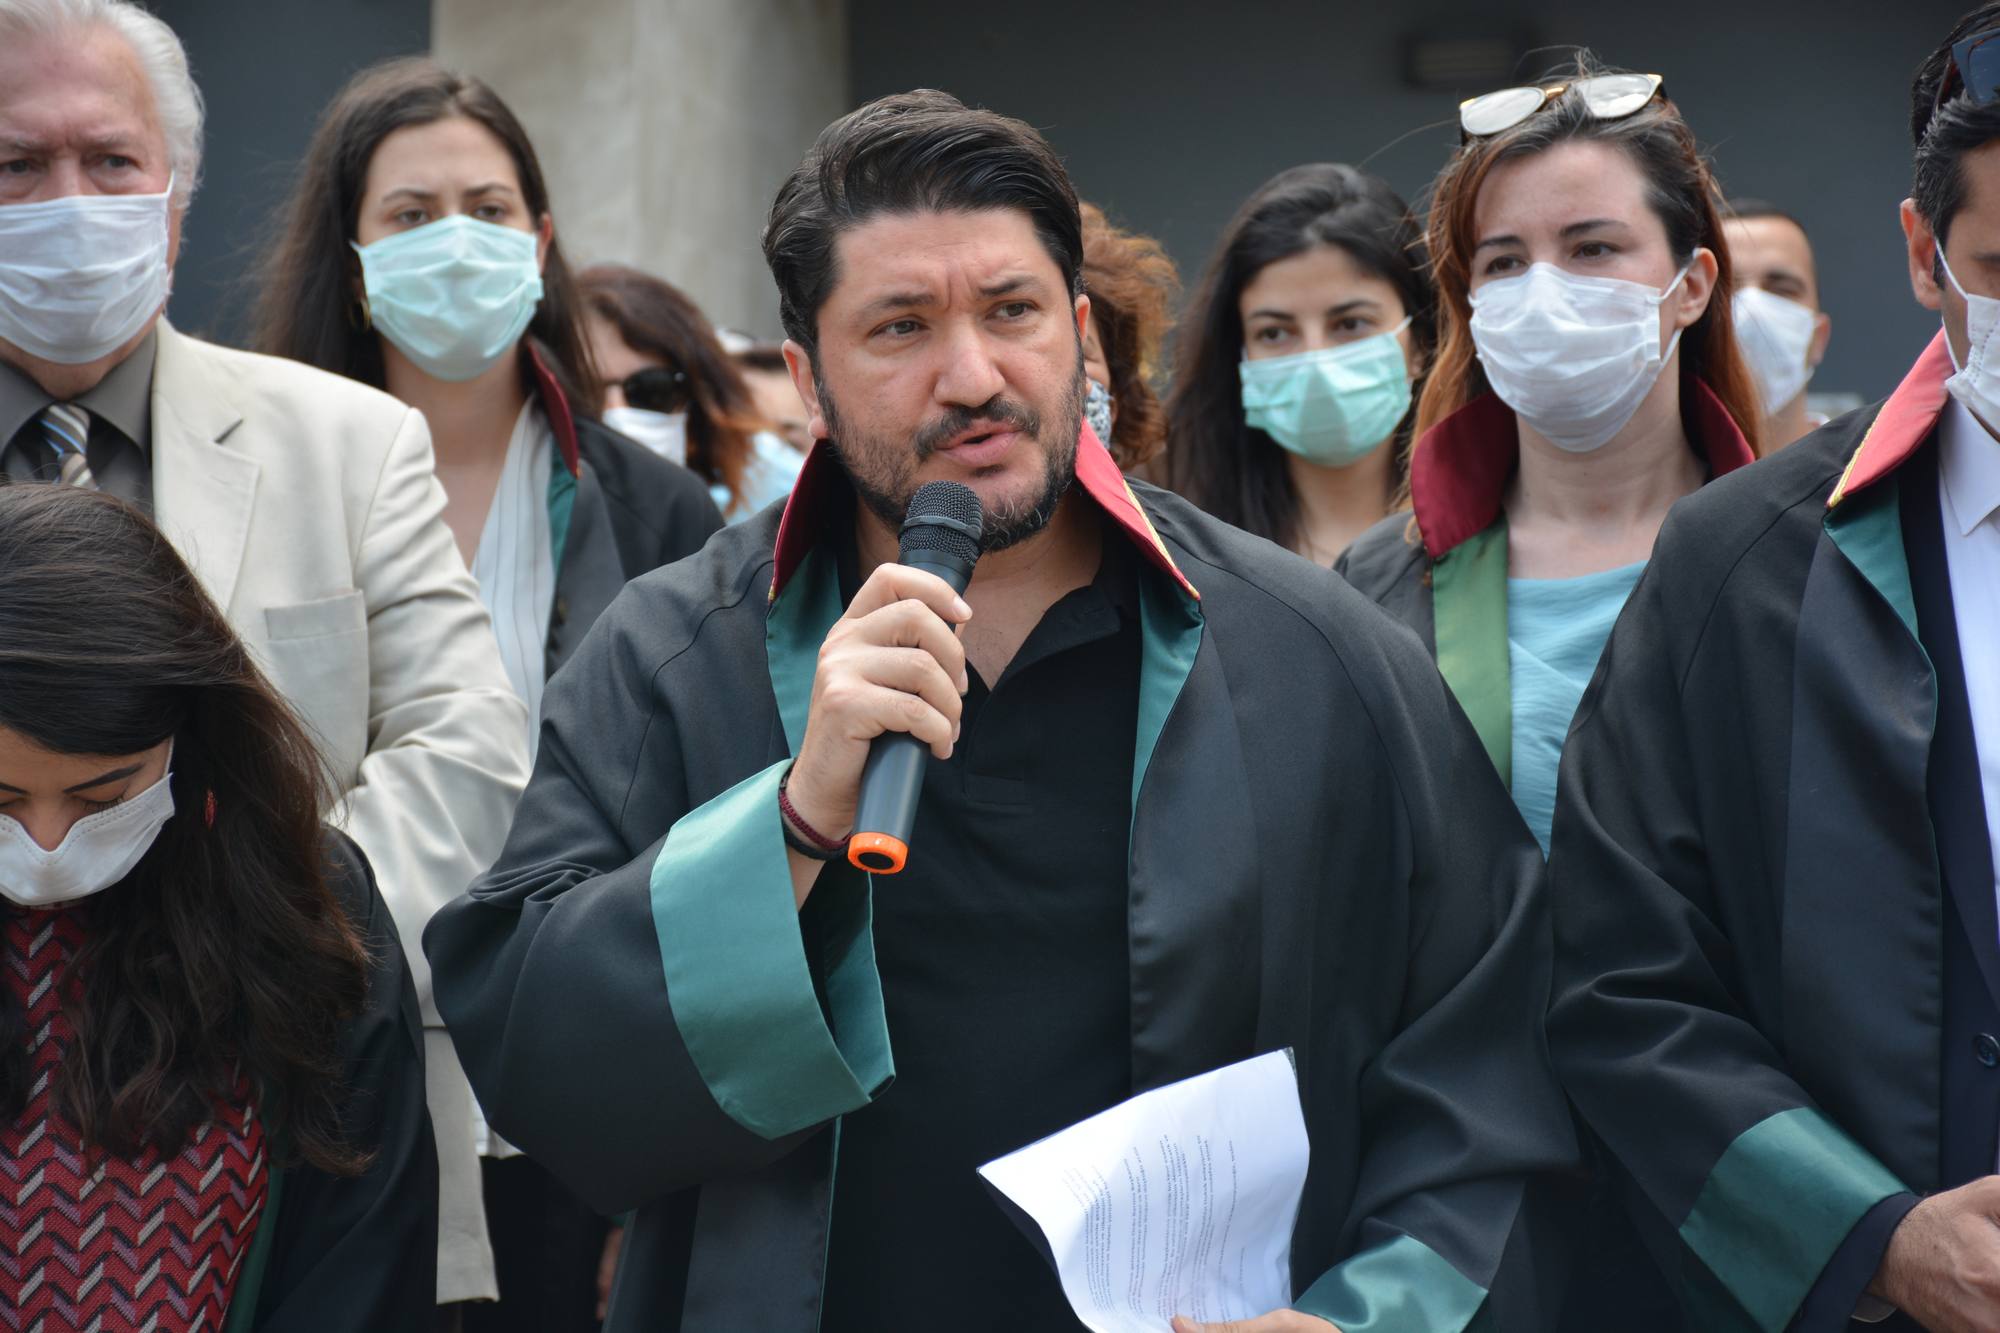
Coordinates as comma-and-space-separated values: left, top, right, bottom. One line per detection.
1733, 287, 1818, 416
0, 762, 176, 909
0, 177, 175, 365
353, 215, 544, 382
603, 406, 689, 467
1470, 259, 1693, 453
1938, 247, 2000, 435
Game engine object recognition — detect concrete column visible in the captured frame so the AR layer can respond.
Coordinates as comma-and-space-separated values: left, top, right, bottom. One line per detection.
433, 0, 848, 337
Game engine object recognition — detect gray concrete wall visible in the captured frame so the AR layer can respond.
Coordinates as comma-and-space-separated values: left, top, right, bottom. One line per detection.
157, 0, 430, 344
433, 0, 849, 337
851, 0, 1969, 403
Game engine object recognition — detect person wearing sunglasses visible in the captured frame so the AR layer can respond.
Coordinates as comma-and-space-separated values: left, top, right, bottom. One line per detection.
1336, 62, 1761, 1330
1724, 199, 1835, 451
249, 57, 721, 1333
1539, 8, 2000, 1330
1339, 60, 1758, 856
580, 263, 804, 521
1166, 164, 1436, 561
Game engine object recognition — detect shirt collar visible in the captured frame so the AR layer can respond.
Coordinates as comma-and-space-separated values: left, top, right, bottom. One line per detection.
1939, 391, 2000, 536
768, 421, 1198, 602
1828, 331, 1953, 510
0, 328, 158, 453
1408, 377, 1757, 559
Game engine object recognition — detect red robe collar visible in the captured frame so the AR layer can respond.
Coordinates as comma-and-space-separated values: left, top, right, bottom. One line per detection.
1828, 332, 1953, 509
525, 343, 583, 478
768, 423, 1197, 601
1408, 378, 1757, 559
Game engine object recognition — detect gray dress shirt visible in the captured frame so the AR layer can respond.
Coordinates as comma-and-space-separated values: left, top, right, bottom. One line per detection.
0, 330, 158, 509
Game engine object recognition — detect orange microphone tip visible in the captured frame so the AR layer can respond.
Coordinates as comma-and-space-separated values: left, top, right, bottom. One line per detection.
847, 832, 908, 875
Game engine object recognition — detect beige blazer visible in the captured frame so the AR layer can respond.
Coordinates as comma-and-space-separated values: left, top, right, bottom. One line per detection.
148, 323, 529, 1302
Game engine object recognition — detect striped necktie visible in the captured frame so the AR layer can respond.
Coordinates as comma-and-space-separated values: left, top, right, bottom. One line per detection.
38, 403, 97, 489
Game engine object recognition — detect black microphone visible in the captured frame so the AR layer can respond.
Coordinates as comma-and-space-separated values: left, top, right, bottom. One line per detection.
847, 481, 983, 874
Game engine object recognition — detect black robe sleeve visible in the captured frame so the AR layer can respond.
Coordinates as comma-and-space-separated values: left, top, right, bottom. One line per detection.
424, 574, 890, 1217
243, 831, 437, 1330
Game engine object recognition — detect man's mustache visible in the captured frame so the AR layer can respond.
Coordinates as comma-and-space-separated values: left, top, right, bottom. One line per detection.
912, 397, 1043, 461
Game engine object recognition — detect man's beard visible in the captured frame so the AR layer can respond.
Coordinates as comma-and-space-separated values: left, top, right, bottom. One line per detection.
817, 355, 1085, 553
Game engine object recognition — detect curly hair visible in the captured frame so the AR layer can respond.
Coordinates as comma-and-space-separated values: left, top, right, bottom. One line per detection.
1080, 202, 1179, 470
0, 487, 369, 1177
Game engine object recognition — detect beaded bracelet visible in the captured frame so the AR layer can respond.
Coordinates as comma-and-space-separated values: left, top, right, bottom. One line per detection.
778, 764, 849, 861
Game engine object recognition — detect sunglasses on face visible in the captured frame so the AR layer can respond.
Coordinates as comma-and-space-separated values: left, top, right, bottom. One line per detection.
1458, 72, 1666, 142
1934, 25, 2000, 120
622, 365, 692, 414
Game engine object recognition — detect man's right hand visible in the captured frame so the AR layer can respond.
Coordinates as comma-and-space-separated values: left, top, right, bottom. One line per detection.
782, 562, 970, 899
1869, 1178, 2000, 1331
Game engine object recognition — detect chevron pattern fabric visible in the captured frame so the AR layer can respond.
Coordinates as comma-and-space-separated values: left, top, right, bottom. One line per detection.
1, 908, 268, 1332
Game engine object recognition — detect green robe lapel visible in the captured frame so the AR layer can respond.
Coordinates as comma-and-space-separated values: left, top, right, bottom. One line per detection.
1781, 477, 1940, 1192
762, 543, 1239, 1091
1429, 519, 1512, 788
1669, 480, 1931, 1330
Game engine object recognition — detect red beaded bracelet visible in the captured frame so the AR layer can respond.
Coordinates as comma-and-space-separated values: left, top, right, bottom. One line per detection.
778, 764, 849, 860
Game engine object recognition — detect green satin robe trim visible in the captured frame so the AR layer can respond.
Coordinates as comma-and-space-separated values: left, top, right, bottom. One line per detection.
1824, 478, 1918, 641
221, 1161, 285, 1332
1294, 1232, 1488, 1333
1133, 563, 1204, 817
547, 459, 577, 581
649, 760, 890, 1140
1429, 520, 1512, 788
1677, 1106, 1907, 1332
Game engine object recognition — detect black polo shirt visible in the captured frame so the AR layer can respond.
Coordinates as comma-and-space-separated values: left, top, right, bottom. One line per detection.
818, 522, 1140, 1331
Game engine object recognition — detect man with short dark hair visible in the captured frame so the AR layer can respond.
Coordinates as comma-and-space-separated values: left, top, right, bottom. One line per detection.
1724, 199, 1835, 449
427, 89, 1574, 1332
1548, 8, 2000, 1329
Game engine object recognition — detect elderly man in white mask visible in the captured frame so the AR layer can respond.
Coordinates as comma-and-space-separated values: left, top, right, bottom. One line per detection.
0, 0, 530, 1312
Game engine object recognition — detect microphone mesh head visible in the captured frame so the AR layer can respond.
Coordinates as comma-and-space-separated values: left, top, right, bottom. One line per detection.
900, 481, 983, 563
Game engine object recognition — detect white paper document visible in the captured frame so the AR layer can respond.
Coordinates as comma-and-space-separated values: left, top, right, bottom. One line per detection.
977, 1050, 1309, 1333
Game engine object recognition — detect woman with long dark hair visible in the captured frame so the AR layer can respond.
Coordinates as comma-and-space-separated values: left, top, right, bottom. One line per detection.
0, 485, 434, 1330
580, 263, 801, 520
248, 57, 719, 1328
1165, 164, 1436, 560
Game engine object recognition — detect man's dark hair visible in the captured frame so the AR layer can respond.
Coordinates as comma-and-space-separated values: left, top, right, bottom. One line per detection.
762, 89, 1083, 356
1724, 197, 1808, 235
1912, 3, 2000, 247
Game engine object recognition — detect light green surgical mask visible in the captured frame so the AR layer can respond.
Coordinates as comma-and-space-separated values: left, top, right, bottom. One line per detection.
353, 215, 544, 382
1239, 318, 1412, 466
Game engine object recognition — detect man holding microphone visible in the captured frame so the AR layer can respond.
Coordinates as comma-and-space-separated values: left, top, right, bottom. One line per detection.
427, 89, 1573, 1333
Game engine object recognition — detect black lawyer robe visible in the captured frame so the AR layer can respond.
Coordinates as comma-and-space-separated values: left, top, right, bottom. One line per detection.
1543, 334, 1999, 1331
423, 428, 1579, 1333
220, 830, 439, 1330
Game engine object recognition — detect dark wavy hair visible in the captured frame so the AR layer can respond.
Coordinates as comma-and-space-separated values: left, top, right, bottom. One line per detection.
0, 487, 369, 1176
248, 56, 601, 416
1911, 3, 2000, 249
1080, 202, 1179, 471
1414, 53, 1762, 465
1164, 163, 1437, 549
763, 88, 1083, 357
578, 264, 757, 512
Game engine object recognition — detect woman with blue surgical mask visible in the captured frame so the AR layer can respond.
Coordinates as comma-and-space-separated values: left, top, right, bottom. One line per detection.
1340, 65, 1761, 1329
249, 57, 721, 1333
1166, 164, 1436, 562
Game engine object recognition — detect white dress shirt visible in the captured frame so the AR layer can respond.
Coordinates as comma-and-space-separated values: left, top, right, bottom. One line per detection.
1938, 397, 2000, 963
